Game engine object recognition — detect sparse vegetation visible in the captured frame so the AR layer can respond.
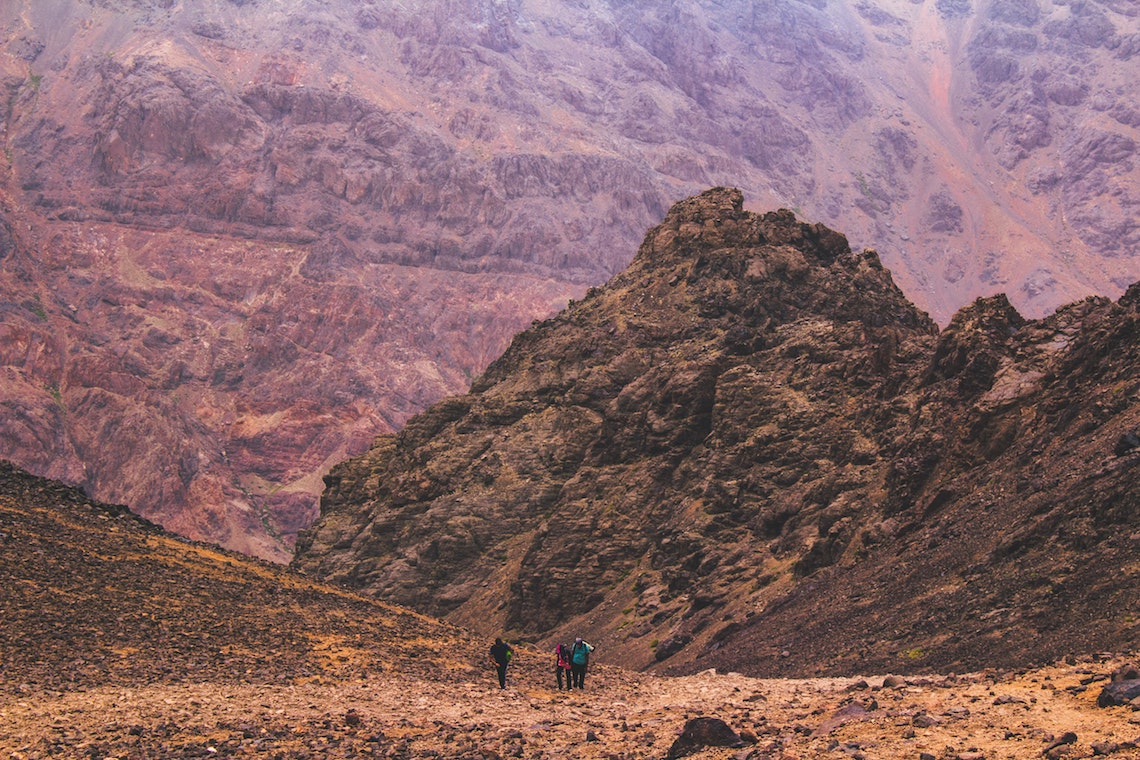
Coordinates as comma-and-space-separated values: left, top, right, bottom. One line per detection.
28, 294, 47, 321
45, 384, 64, 412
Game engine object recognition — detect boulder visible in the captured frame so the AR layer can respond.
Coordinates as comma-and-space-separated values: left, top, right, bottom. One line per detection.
1097, 680, 1140, 707
654, 634, 693, 662
1114, 433, 1140, 457
1113, 664, 1140, 681
666, 717, 745, 759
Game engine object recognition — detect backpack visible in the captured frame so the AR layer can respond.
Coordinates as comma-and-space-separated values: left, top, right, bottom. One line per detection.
571, 641, 589, 665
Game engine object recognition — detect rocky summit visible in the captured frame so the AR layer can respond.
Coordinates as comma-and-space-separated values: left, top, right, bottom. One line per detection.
294, 187, 1140, 679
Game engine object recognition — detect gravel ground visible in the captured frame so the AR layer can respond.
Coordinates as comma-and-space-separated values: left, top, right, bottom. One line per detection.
4, 657, 1140, 759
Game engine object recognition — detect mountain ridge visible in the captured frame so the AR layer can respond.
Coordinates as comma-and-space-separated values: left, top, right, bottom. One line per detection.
294, 187, 1140, 678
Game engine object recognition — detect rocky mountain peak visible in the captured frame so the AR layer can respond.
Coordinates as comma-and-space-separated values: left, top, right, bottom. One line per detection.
476, 188, 934, 392
1121, 281, 1140, 311
631, 188, 867, 294
294, 189, 1139, 677
636, 189, 849, 272
923, 293, 1027, 391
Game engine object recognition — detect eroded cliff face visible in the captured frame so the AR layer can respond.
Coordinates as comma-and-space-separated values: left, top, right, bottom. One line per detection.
2, 0, 1139, 560
294, 188, 1139, 677
9, 0, 1131, 321
0, 209, 569, 560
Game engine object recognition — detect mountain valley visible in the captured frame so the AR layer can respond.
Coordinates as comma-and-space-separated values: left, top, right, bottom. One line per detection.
3, 459, 1139, 759
2, 3, 1140, 756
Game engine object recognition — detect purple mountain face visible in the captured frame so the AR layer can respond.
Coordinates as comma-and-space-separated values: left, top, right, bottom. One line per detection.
0, 0, 1137, 559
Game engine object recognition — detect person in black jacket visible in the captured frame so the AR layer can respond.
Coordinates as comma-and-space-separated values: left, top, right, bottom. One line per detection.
489, 637, 514, 689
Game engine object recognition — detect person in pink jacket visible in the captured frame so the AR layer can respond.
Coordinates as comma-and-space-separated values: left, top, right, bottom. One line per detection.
554, 642, 571, 690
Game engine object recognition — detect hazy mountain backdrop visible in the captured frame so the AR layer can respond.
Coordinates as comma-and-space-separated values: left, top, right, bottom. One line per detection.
1, 0, 1138, 559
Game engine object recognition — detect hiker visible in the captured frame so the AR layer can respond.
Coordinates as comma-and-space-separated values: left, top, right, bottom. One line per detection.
554, 642, 571, 690
569, 637, 594, 689
490, 637, 514, 689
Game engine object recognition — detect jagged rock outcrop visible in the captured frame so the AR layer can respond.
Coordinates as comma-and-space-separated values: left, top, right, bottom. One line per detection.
294, 188, 1140, 677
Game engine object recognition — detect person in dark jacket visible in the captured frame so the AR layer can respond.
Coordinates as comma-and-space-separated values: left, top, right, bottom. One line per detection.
490, 637, 514, 689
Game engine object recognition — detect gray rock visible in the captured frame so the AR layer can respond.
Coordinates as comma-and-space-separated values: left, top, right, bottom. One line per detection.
1114, 433, 1140, 456
667, 717, 744, 759
654, 634, 693, 662
1098, 680, 1140, 707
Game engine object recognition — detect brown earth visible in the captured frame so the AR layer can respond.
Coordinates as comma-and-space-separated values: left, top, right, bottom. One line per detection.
3, 460, 1140, 760
2, 0, 1140, 562
294, 188, 1140, 681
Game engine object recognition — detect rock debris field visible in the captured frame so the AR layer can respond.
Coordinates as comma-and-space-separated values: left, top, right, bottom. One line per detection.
2, 463, 1139, 759
5, 658, 1140, 759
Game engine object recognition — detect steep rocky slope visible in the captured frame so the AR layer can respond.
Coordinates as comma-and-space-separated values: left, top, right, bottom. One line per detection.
2, 0, 1140, 561
294, 187, 1140, 678
0, 459, 479, 691
0, 210, 567, 560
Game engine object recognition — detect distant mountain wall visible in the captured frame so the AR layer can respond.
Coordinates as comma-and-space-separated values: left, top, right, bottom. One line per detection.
1, 0, 1138, 559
